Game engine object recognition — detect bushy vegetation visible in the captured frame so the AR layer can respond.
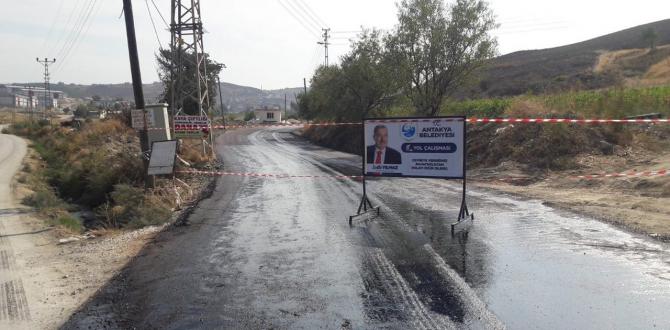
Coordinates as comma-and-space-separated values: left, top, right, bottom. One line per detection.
7, 120, 173, 230
537, 86, 670, 118
298, 0, 497, 121
19, 160, 83, 234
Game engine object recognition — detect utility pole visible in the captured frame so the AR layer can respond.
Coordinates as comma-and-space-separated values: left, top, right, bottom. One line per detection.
303, 78, 307, 94
317, 28, 331, 66
27, 86, 34, 122
36, 57, 56, 120
284, 94, 287, 120
122, 0, 151, 188
216, 75, 226, 129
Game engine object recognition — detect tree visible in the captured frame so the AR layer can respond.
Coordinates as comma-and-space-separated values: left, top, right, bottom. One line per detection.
642, 28, 658, 51
156, 48, 224, 115
339, 29, 400, 119
297, 65, 345, 120
388, 0, 497, 116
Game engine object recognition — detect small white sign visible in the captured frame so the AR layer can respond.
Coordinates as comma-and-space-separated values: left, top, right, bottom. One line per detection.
131, 110, 155, 129
364, 117, 465, 179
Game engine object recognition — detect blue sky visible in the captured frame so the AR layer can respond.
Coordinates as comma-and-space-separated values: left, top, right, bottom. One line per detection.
1, 0, 669, 89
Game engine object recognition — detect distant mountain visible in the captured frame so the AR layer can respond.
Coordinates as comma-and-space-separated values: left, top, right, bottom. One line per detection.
217, 82, 303, 113
14, 81, 302, 113
472, 19, 670, 97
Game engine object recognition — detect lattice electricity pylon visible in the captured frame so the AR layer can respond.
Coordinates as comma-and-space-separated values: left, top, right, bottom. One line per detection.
170, 0, 210, 118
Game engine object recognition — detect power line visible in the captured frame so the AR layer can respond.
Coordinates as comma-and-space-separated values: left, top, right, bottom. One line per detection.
48, 0, 84, 56
53, 0, 97, 64
331, 30, 363, 34
55, 0, 100, 73
288, 0, 324, 30
54, 0, 102, 74
149, 0, 169, 29
282, 0, 320, 31
294, 0, 327, 28
277, 0, 319, 38
145, 0, 163, 48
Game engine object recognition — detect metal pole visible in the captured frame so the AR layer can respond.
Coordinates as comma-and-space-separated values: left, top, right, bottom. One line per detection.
460, 117, 468, 220
122, 0, 151, 188
217, 75, 225, 129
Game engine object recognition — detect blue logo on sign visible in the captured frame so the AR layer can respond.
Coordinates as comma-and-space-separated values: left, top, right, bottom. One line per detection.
401, 124, 417, 140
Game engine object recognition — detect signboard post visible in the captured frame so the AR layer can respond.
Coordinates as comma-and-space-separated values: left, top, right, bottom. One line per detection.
350, 116, 473, 232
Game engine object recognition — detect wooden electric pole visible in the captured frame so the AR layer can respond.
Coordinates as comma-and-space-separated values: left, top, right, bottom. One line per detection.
122, 0, 151, 188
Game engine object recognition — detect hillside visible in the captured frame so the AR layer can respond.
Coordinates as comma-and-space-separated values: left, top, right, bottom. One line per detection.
13, 81, 302, 113
474, 19, 670, 97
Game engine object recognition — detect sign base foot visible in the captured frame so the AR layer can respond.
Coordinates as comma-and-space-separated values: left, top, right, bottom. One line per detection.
349, 207, 380, 226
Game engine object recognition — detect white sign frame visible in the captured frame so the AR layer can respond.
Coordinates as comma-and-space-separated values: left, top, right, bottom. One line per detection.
131, 110, 155, 129
148, 140, 178, 176
363, 116, 466, 179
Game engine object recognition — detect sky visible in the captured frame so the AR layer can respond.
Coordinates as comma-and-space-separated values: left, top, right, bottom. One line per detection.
1, 0, 669, 90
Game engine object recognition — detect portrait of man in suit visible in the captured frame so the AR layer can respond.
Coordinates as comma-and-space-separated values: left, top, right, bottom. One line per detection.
367, 125, 402, 165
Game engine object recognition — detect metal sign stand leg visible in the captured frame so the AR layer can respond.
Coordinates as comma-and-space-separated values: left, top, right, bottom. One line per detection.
452, 121, 474, 233
349, 174, 380, 225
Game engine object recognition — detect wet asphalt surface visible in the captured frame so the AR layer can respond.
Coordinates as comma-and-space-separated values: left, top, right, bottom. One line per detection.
64, 128, 670, 329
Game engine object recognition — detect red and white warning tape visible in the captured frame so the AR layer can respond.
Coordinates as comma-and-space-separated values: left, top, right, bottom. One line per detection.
147, 117, 669, 131
573, 169, 668, 180
176, 170, 363, 180
469, 118, 669, 124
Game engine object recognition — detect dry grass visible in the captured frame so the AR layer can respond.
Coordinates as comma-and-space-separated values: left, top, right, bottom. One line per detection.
505, 99, 555, 117
645, 57, 670, 79
179, 139, 215, 165
594, 48, 647, 73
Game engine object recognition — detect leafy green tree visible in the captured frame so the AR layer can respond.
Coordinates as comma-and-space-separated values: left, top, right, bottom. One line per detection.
388, 0, 497, 116
338, 29, 400, 119
297, 65, 345, 120
156, 49, 224, 115
642, 28, 658, 51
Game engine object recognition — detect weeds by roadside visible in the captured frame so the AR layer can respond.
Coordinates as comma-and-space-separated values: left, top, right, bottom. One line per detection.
6, 119, 177, 232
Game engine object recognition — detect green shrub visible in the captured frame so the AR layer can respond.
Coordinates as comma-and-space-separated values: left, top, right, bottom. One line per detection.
96, 184, 172, 229
23, 188, 65, 210
442, 98, 511, 117
56, 216, 83, 233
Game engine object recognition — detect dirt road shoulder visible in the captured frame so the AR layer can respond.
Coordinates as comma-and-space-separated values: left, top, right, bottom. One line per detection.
0, 131, 164, 329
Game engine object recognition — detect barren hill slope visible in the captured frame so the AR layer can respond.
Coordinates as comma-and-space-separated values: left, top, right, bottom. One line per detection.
475, 19, 670, 97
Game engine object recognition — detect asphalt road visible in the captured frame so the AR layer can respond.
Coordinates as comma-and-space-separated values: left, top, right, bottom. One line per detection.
65, 128, 670, 329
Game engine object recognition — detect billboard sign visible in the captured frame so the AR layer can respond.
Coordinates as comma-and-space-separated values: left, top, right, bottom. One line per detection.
174, 115, 210, 138
363, 117, 465, 179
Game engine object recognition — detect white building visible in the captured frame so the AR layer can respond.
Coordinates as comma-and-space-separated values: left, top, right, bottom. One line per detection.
0, 85, 62, 109
254, 106, 282, 123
